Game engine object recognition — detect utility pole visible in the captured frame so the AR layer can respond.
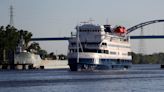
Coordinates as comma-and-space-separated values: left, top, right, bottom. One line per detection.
9, 4, 15, 69
10, 5, 14, 27
139, 27, 145, 54
139, 27, 144, 63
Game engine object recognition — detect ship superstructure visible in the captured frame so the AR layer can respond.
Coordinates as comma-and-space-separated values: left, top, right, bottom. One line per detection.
68, 23, 132, 71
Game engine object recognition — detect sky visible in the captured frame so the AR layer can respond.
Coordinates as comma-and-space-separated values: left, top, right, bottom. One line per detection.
1, 0, 164, 54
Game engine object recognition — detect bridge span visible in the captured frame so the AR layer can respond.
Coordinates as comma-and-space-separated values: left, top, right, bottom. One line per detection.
31, 35, 164, 41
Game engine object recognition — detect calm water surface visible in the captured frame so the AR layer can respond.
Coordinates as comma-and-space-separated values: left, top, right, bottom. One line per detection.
0, 64, 164, 92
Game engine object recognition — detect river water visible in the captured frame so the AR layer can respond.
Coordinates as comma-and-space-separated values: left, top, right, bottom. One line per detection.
0, 64, 164, 92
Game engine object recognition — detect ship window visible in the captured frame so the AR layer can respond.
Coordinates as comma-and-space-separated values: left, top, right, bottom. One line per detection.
98, 50, 102, 53
102, 43, 107, 46
70, 49, 77, 53
97, 50, 108, 54
128, 52, 132, 56
83, 49, 97, 53
110, 51, 117, 55
71, 43, 76, 46
105, 50, 109, 54
122, 53, 127, 56
124, 38, 129, 41
71, 49, 77, 53
69, 49, 71, 53
98, 50, 101, 53
74, 42, 99, 47
72, 49, 77, 52
79, 58, 94, 64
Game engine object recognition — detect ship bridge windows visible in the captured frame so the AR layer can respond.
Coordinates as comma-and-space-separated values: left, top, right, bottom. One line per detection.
104, 25, 112, 33
79, 29, 100, 32
70, 42, 100, 47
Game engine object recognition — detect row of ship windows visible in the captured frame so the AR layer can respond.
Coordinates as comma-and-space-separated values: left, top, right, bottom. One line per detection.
101, 43, 130, 48
69, 49, 109, 54
70, 43, 99, 46
69, 49, 131, 56
79, 30, 100, 32
99, 59, 131, 64
70, 43, 130, 49
110, 45, 130, 48
110, 38, 129, 42
69, 58, 131, 64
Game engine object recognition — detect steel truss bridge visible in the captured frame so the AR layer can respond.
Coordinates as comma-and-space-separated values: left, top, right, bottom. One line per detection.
31, 19, 164, 41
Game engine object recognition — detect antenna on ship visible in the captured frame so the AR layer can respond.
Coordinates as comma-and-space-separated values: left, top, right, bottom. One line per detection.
80, 21, 88, 24
106, 18, 109, 25
76, 24, 80, 65
88, 18, 94, 24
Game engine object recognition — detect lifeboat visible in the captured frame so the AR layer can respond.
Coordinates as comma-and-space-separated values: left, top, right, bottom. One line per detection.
114, 26, 127, 35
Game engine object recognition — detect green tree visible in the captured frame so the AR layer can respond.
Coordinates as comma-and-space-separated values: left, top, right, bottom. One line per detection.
49, 52, 57, 60
132, 52, 164, 64
0, 25, 19, 64
0, 25, 32, 64
58, 54, 67, 60
38, 49, 48, 59
27, 42, 41, 54
19, 30, 32, 48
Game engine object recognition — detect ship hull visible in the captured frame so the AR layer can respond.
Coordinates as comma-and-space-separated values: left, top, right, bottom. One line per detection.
68, 58, 132, 71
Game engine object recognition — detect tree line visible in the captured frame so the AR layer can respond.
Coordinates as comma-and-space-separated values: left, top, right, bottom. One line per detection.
0, 25, 67, 64
27, 42, 67, 60
132, 52, 164, 64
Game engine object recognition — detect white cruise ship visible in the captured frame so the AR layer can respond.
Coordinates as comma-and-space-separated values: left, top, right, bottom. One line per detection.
68, 23, 132, 71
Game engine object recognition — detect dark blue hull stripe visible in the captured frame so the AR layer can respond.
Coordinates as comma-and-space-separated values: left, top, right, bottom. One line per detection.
68, 58, 132, 66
